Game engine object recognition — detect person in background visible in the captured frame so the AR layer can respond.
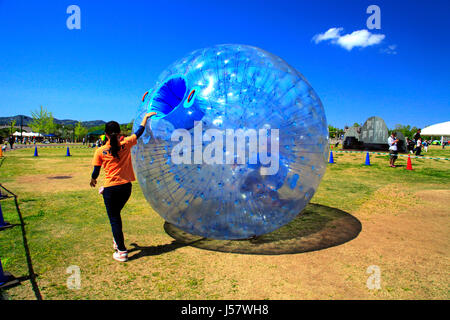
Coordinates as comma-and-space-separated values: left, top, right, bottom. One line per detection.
388, 131, 399, 168
8, 135, 15, 150
413, 128, 421, 142
412, 128, 421, 154
405, 137, 411, 154
415, 137, 422, 156
422, 139, 428, 153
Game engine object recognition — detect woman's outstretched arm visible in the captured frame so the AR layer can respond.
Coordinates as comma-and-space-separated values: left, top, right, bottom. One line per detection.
133, 112, 157, 139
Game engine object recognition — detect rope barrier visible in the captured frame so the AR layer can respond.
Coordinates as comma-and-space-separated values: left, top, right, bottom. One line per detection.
5, 145, 92, 150
4, 144, 450, 160
333, 150, 450, 161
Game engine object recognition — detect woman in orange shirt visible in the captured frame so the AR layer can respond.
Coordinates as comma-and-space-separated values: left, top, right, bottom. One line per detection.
90, 112, 156, 262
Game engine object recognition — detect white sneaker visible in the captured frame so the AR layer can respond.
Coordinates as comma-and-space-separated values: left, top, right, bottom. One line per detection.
113, 250, 128, 262
113, 240, 118, 251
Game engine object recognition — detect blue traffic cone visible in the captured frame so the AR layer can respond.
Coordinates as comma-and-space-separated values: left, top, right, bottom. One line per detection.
66, 146, 71, 157
0, 202, 6, 227
0, 257, 17, 288
365, 152, 371, 165
0, 258, 7, 285
329, 150, 334, 164
0, 201, 12, 231
33, 146, 38, 157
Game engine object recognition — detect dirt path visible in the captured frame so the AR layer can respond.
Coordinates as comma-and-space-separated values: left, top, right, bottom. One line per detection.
104, 185, 449, 299
163, 186, 449, 299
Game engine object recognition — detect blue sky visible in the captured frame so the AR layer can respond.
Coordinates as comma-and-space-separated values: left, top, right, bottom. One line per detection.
0, 0, 448, 129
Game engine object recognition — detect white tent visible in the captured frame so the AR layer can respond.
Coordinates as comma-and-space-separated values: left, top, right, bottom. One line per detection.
25, 132, 43, 137
11, 131, 43, 137
421, 121, 450, 136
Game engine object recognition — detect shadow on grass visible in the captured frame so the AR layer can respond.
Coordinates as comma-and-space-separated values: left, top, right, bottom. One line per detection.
0, 274, 38, 299
0, 184, 42, 300
127, 239, 205, 261
163, 203, 362, 255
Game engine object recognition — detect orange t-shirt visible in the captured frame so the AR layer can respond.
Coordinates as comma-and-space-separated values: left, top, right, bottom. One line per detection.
92, 135, 138, 187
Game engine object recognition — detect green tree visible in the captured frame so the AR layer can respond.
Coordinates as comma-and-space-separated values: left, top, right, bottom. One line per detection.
10, 120, 16, 134
74, 122, 88, 142
88, 125, 105, 133
328, 124, 338, 138
1, 128, 13, 140
126, 119, 134, 135
62, 124, 74, 141
393, 124, 411, 138
46, 114, 56, 134
328, 124, 345, 139
120, 120, 134, 136
393, 124, 421, 139
30, 106, 55, 134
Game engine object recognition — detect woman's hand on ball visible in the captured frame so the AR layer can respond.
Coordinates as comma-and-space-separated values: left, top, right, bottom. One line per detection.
141, 112, 157, 126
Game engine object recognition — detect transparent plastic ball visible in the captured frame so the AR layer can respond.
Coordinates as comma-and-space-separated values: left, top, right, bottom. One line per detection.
132, 44, 328, 239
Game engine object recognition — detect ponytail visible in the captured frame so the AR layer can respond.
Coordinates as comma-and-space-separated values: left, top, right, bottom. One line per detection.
105, 121, 121, 159
109, 133, 120, 159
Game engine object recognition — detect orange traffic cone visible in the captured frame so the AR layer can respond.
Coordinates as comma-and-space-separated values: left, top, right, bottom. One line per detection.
406, 154, 413, 170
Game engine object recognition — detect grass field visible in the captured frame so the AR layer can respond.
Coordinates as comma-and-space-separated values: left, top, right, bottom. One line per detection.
0, 144, 449, 300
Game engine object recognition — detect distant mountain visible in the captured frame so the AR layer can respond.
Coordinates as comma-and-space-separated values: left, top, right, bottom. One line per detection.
0, 115, 106, 128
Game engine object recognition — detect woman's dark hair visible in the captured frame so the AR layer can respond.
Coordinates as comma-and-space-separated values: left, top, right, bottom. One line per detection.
105, 121, 121, 159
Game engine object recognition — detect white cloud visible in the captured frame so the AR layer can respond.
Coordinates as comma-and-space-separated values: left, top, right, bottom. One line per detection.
312, 27, 343, 44
313, 28, 385, 51
337, 30, 385, 50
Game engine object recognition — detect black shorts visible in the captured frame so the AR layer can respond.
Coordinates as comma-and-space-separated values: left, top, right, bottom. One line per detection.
389, 150, 398, 159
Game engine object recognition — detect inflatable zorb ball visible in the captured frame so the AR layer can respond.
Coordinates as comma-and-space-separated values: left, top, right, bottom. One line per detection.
132, 44, 328, 239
